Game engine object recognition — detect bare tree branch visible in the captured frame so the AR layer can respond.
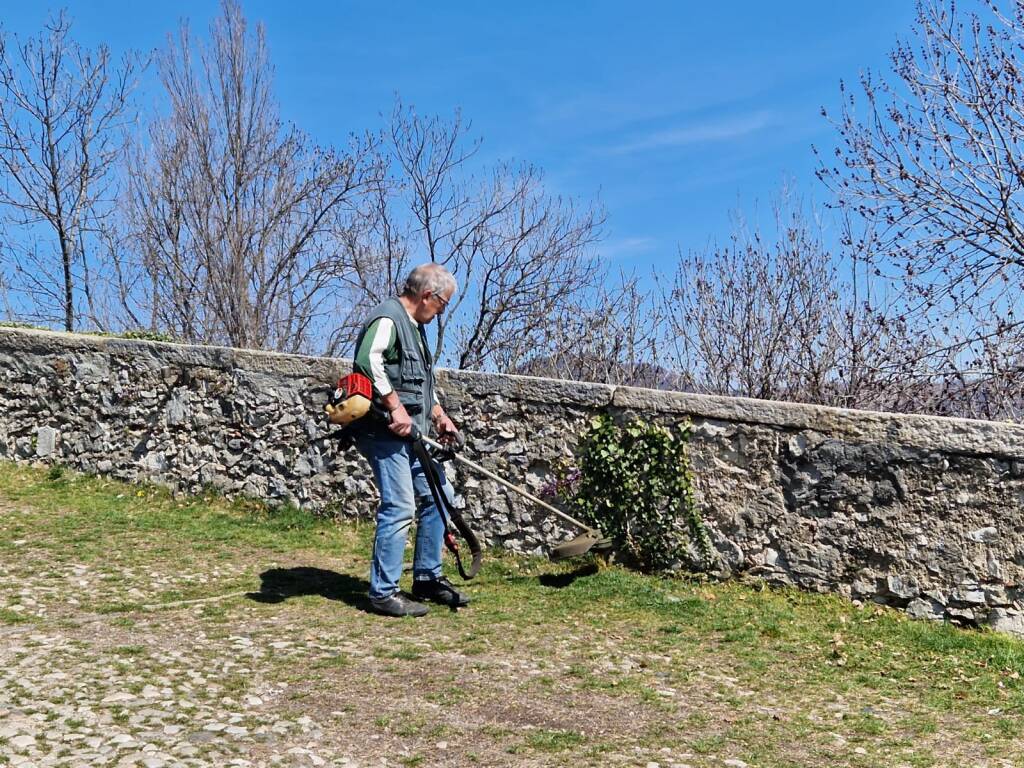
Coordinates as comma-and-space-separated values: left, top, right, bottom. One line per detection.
333, 100, 606, 370
0, 10, 139, 330
123, 0, 374, 353
817, 0, 1024, 419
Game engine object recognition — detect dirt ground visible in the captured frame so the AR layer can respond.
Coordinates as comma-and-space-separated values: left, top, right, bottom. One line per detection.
1, 490, 1022, 768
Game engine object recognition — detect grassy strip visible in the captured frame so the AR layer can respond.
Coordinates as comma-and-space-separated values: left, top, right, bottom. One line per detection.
0, 462, 356, 554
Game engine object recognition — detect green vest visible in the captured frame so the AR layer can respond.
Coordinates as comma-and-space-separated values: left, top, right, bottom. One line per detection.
355, 297, 436, 434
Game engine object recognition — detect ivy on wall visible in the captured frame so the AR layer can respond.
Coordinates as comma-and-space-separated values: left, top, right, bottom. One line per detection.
543, 413, 715, 572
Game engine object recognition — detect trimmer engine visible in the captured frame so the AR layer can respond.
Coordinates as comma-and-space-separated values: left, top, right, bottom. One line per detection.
324, 372, 374, 426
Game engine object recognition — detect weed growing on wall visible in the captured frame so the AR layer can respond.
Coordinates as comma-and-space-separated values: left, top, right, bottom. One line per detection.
543, 414, 714, 572
115, 330, 180, 343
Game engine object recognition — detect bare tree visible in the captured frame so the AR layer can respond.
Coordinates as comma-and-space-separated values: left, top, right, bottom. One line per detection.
0, 10, 138, 331
817, 0, 1024, 420
511, 270, 667, 387
660, 194, 838, 401
125, 0, 373, 353
451, 171, 604, 372
331, 102, 605, 369
320, 155, 412, 356
657, 190, 927, 408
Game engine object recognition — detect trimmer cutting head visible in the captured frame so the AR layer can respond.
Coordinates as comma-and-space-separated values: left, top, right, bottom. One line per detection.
548, 528, 614, 561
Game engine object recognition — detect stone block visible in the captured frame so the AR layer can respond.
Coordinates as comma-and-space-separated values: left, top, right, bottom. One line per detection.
886, 574, 920, 601
36, 425, 58, 457
166, 392, 190, 426
988, 608, 1024, 636
852, 578, 880, 598
968, 526, 999, 544
946, 606, 978, 625
141, 452, 168, 472
906, 597, 945, 621
952, 586, 987, 606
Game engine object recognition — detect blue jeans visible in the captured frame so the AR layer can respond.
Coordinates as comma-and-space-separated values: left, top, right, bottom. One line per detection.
356, 431, 453, 600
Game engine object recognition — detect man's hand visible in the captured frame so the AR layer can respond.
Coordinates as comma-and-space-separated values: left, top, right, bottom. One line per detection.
432, 407, 459, 446
388, 403, 414, 437
378, 391, 413, 437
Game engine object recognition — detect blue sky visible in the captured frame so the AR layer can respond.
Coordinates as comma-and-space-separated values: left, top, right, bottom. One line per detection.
2, 1, 920, 274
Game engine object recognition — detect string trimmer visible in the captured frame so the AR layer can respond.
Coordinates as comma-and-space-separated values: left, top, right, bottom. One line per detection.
416, 431, 612, 561
324, 373, 612, 567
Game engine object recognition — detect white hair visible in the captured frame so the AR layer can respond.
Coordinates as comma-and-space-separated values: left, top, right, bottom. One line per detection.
402, 263, 457, 297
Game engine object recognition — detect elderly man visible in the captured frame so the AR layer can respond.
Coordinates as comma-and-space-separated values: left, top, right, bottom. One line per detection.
351, 263, 468, 617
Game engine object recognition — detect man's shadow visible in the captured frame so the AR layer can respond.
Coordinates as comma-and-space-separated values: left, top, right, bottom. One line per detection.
246, 567, 371, 612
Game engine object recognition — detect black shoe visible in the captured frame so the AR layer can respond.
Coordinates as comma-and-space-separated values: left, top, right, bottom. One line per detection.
412, 576, 470, 607
369, 592, 429, 617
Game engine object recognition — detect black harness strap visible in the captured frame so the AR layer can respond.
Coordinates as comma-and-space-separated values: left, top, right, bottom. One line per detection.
411, 436, 482, 580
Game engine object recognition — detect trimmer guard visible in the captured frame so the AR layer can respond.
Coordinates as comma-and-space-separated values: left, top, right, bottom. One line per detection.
548, 528, 614, 561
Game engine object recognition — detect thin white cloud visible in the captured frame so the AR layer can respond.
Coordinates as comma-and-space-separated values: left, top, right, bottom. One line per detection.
535, 92, 686, 128
599, 236, 658, 259
604, 111, 774, 155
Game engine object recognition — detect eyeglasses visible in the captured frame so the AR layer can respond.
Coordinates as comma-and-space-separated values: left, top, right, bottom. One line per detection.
431, 292, 450, 310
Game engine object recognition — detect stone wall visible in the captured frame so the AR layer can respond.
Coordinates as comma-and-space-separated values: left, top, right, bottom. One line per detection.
2, 327, 1024, 635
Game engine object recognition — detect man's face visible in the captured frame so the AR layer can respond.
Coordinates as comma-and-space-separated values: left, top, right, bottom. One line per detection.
414, 288, 453, 324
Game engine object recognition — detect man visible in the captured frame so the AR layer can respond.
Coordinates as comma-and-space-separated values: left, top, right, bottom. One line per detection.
351, 263, 469, 617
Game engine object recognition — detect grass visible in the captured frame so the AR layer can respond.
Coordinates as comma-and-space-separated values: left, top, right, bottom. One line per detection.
0, 460, 1023, 767
0, 607, 33, 625
512, 729, 587, 753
